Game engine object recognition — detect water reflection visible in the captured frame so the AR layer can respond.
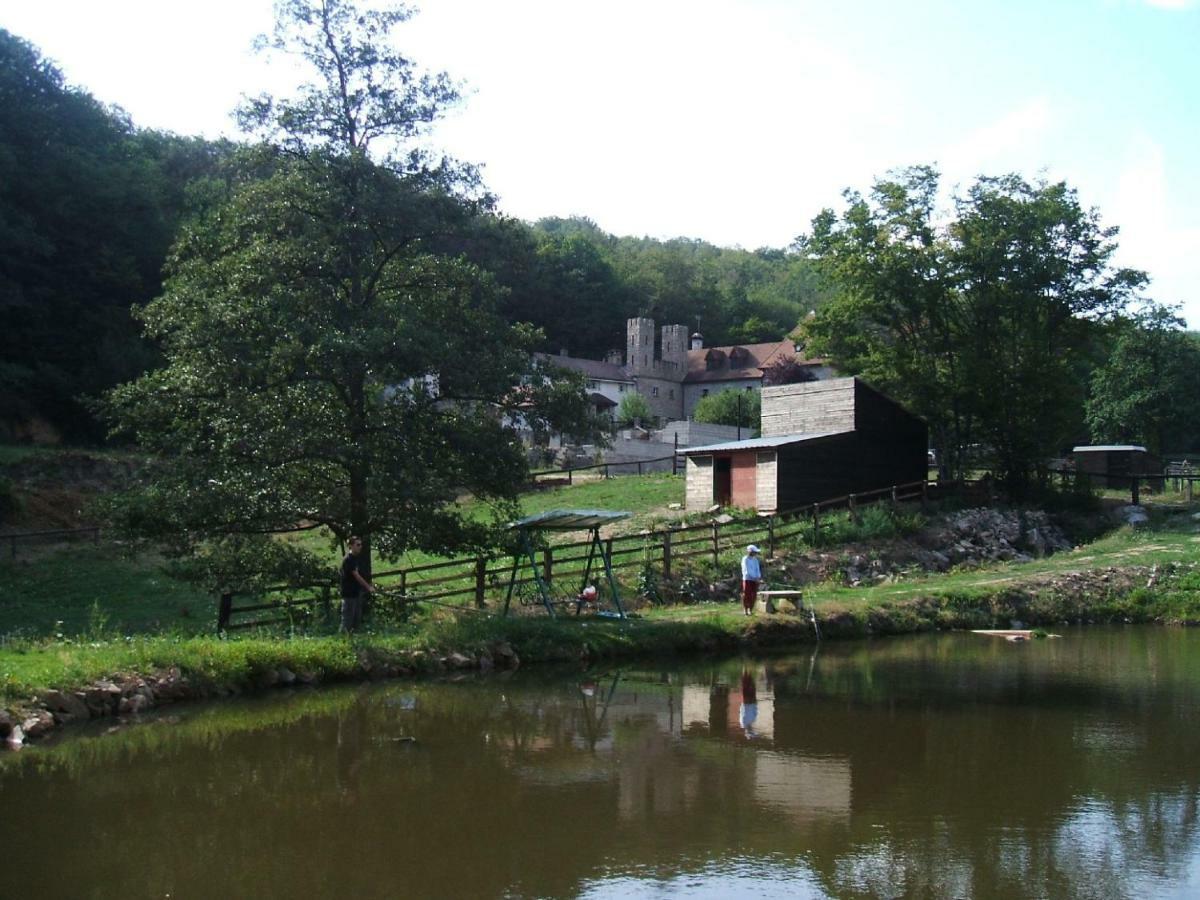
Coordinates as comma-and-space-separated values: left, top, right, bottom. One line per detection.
3, 628, 1200, 898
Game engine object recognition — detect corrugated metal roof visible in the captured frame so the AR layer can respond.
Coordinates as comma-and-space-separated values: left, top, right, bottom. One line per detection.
682, 430, 848, 454
1072, 445, 1149, 453
508, 509, 633, 530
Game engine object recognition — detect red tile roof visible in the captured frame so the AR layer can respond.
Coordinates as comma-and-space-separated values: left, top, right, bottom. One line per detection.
683, 340, 824, 384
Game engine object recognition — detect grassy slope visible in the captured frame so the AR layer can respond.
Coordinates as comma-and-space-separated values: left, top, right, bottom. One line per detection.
2, 454, 1199, 706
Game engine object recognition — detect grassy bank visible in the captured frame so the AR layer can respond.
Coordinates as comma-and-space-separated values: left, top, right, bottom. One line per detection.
3, 552, 1198, 711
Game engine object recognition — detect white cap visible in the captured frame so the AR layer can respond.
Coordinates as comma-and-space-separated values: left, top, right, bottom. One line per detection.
582, 585, 598, 598
747, 544, 760, 553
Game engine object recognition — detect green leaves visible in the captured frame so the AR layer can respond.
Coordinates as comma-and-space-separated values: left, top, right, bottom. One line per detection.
800, 167, 1148, 493
102, 0, 594, 586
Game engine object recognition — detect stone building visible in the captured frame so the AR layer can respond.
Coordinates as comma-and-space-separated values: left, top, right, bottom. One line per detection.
545, 317, 832, 424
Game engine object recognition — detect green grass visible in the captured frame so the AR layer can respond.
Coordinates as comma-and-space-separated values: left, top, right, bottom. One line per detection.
284, 472, 687, 568
0, 546, 212, 638
3, 469, 1198, 709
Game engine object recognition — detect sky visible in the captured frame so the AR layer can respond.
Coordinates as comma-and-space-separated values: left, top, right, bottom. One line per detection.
4, 0, 1199, 326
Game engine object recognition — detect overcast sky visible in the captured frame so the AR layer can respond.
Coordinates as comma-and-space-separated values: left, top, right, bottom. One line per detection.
5, 0, 1199, 326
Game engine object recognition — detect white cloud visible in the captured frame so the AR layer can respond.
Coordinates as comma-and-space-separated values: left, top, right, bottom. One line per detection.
1106, 136, 1200, 327
1139, 0, 1197, 10
938, 98, 1054, 188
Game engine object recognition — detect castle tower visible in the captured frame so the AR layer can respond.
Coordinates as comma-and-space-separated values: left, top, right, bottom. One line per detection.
661, 324, 689, 369
626, 317, 656, 374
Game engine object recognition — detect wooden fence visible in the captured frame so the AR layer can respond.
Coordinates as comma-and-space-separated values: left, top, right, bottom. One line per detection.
217, 478, 935, 630
3, 526, 100, 559
529, 453, 681, 485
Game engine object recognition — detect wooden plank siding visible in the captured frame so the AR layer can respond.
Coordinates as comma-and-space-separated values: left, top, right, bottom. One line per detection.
761, 378, 858, 437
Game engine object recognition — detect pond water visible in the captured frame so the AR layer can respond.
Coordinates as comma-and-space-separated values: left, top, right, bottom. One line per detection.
4, 627, 1200, 899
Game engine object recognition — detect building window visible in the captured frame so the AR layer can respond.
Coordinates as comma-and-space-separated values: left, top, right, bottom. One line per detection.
587, 381, 597, 390
651, 387, 659, 397
669, 389, 675, 399
701, 389, 709, 397
618, 384, 626, 393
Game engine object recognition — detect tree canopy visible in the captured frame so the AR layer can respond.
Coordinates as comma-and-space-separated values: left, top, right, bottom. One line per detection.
692, 389, 761, 433
104, 0, 594, 585
800, 166, 1148, 493
1086, 305, 1200, 455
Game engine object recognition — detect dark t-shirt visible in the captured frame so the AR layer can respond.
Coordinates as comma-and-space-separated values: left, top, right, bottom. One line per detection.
341, 552, 362, 598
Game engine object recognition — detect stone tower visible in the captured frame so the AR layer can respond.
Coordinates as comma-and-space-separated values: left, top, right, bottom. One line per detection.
626, 317, 656, 374
661, 324, 689, 369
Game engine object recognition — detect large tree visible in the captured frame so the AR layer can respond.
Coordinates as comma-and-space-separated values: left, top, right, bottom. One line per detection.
799, 167, 1146, 493
105, 0, 592, 586
1086, 305, 1200, 455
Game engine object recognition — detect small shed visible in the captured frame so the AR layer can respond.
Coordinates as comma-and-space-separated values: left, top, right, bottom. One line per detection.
683, 377, 927, 513
1072, 445, 1160, 489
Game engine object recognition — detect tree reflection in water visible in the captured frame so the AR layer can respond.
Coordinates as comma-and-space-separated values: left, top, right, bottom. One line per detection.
3, 627, 1200, 898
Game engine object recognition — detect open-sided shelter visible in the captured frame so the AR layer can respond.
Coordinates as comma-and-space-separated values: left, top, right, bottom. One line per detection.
683, 377, 927, 513
1072, 445, 1161, 490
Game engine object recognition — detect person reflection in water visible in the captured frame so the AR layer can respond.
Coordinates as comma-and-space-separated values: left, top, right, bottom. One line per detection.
739, 670, 758, 738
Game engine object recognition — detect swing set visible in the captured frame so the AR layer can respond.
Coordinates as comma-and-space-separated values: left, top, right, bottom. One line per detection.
502, 509, 631, 618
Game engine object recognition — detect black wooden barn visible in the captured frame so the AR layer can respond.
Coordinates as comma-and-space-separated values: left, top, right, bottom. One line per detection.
683, 377, 927, 513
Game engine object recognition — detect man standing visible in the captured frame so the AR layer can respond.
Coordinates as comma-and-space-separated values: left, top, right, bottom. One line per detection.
740, 544, 763, 616
341, 536, 375, 632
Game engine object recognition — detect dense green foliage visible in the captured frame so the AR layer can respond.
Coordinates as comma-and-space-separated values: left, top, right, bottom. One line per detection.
1086, 305, 1200, 454
691, 389, 761, 432
0, 20, 830, 444
616, 391, 653, 427
800, 166, 1148, 493
103, 0, 598, 584
0, 29, 233, 442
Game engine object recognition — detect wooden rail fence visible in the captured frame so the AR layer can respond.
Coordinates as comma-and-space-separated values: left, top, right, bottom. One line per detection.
3, 526, 100, 559
217, 478, 936, 630
529, 453, 682, 485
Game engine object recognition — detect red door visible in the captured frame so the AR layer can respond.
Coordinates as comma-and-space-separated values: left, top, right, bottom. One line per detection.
730, 453, 757, 508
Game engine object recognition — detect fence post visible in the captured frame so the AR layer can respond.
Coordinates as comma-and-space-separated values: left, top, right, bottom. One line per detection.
673, 434, 679, 475
663, 530, 672, 581
711, 522, 720, 567
1132, 477, 1140, 506
768, 516, 776, 558
543, 547, 553, 587
399, 569, 407, 601
1189, 475, 1194, 505
638, 461, 643, 476
848, 493, 859, 524
812, 504, 820, 543
921, 481, 929, 511
568, 467, 573, 486
891, 485, 898, 508
218, 592, 233, 631
475, 557, 487, 608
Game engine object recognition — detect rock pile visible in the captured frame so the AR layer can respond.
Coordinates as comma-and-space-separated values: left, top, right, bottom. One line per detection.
922, 508, 1073, 565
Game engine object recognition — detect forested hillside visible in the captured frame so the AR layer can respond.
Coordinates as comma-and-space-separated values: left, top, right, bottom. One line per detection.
0, 28, 829, 445
0, 29, 235, 441
3, 23, 1196, 469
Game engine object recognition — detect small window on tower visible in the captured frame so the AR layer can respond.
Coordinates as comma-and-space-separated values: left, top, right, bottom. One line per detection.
652, 387, 659, 397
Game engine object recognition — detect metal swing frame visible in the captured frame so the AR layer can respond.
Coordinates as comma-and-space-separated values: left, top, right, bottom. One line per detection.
501, 509, 631, 618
